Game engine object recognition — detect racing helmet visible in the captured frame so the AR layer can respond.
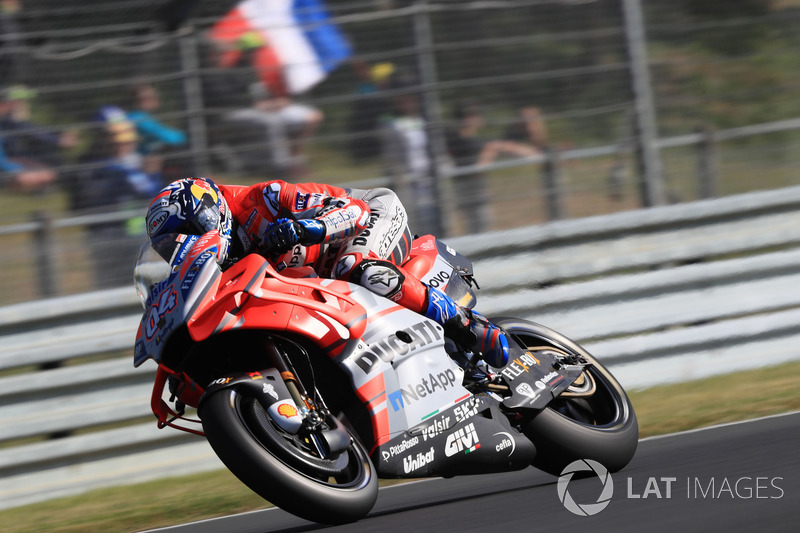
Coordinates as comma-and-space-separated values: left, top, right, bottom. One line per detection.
145, 178, 232, 263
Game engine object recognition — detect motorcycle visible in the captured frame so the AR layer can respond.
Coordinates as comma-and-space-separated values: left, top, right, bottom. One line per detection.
133, 229, 638, 524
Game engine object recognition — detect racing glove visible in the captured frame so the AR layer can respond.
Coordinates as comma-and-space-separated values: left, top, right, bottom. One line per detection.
262, 218, 326, 254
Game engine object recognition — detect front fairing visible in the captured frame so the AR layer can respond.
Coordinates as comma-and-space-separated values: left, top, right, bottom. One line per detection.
133, 231, 224, 367
133, 230, 372, 369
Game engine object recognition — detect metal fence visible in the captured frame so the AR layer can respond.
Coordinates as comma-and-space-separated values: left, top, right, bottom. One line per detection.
2, 0, 800, 305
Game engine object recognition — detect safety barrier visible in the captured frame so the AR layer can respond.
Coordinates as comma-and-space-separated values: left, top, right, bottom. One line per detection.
2, 185, 799, 510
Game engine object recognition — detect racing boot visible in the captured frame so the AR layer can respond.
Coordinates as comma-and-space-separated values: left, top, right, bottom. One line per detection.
424, 286, 510, 368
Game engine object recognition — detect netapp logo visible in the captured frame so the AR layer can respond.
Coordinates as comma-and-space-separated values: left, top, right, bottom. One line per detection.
388, 370, 458, 411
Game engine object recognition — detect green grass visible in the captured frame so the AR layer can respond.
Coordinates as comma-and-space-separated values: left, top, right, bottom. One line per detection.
2, 360, 799, 533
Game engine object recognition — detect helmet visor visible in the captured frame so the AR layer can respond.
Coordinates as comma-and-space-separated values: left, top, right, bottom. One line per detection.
178, 193, 221, 236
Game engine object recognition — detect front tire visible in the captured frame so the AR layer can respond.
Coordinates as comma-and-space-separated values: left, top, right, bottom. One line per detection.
199, 388, 378, 524
495, 318, 638, 475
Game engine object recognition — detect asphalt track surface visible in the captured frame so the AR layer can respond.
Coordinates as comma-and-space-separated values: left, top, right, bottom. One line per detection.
147, 411, 800, 533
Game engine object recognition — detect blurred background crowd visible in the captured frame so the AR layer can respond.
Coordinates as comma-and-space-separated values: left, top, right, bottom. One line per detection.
1, 0, 798, 302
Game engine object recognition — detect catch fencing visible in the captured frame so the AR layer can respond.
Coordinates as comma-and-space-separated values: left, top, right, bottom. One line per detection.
1, 185, 799, 510
4, 0, 800, 304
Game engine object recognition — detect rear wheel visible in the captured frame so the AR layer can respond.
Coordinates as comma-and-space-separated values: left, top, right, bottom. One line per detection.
199, 387, 378, 524
495, 318, 638, 475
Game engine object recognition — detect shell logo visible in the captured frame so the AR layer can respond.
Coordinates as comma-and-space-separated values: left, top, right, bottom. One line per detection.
277, 403, 299, 418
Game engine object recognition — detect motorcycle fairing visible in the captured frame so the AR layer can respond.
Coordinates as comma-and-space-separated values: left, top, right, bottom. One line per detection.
498, 347, 584, 410
135, 238, 371, 367
404, 235, 477, 308
374, 395, 536, 477
334, 285, 474, 448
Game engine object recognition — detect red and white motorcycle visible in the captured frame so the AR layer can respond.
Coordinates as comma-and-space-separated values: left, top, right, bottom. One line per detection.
133, 230, 638, 524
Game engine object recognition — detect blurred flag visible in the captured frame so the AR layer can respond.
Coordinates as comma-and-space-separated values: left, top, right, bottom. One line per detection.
211, 0, 352, 96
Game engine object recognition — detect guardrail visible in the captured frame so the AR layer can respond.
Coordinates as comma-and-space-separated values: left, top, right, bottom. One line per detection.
2, 185, 799, 510
6, 112, 800, 303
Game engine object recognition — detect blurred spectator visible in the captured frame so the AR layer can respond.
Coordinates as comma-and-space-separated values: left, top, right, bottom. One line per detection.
0, 85, 66, 192
445, 102, 550, 234
381, 73, 438, 235
0, 84, 78, 166
127, 83, 191, 181
346, 60, 394, 161
0, 0, 23, 81
201, 40, 291, 176
127, 83, 187, 156
201, 34, 323, 177
69, 106, 164, 288
500, 106, 548, 157
70, 105, 163, 211
445, 100, 492, 234
226, 81, 323, 176
0, 132, 55, 191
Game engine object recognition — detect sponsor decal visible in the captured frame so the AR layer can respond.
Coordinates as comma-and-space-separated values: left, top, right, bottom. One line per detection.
209, 377, 233, 386
321, 205, 361, 234
146, 206, 173, 237
294, 192, 325, 212
263, 183, 281, 216
388, 370, 457, 412
354, 321, 442, 373
500, 352, 541, 381
420, 416, 452, 441
494, 431, 516, 456
144, 286, 178, 340
352, 213, 380, 247
190, 180, 217, 203
365, 266, 400, 296
403, 447, 435, 474
419, 239, 436, 252
276, 244, 305, 270
186, 232, 219, 262
454, 396, 481, 423
248, 371, 264, 380
378, 206, 406, 257
514, 371, 561, 401
334, 254, 358, 278
515, 381, 544, 400
444, 423, 481, 457
169, 234, 199, 268
181, 250, 215, 291
277, 403, 299, 418
382, 437, 420, 462
427, 270, 451, 289
262, 383, 279, 400
294, 192, 308, 211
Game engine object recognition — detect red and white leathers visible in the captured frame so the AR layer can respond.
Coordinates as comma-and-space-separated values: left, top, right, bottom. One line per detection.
218, 180, 431, 315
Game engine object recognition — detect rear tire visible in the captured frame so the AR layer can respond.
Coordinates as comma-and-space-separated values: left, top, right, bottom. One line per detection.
199, 388, 378, 524
495, 318, 638, 475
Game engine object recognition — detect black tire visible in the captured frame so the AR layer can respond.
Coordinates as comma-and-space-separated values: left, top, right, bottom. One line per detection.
495, 318, 638, 475
199, 388, 378, 524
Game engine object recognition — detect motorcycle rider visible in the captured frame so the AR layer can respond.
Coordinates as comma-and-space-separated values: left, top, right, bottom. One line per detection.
145, 177, 509, 368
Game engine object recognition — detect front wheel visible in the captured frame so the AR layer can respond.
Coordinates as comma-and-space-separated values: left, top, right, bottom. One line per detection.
495, 318, 638, 475
199, 388, 378, 524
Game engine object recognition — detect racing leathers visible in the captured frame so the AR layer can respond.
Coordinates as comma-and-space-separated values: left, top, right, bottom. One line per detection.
218, 180, 509, 367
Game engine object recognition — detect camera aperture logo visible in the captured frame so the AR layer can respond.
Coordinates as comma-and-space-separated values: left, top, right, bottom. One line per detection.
557, 459, 614, 516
